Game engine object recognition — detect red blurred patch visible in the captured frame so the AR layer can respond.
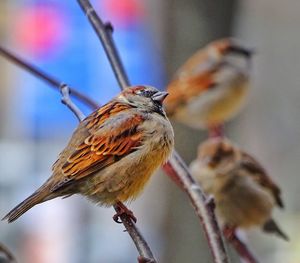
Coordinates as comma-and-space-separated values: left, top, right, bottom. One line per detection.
13, 4, 69, 59
101, 0, 144, 26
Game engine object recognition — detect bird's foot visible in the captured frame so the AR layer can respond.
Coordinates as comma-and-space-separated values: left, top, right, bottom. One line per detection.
113, 201, 137, 224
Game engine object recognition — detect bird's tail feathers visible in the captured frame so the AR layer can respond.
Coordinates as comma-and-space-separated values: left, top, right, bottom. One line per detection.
2, 187, 53, 223
263, 218, 289, 241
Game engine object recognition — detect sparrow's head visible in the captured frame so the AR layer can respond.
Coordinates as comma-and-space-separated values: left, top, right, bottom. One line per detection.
198, 137, 240, 172
118, 85, 169, 116
207, 38, 255, 67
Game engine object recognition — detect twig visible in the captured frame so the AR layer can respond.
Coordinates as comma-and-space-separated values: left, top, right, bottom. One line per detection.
114, 205, 156, 263
60, 83, 85, 121
77, 0, 130, 90
0, 46, 99, 110
77, 1, 229, 262
0, 242, 17, 262
229, 236, 258, 263
223, 227, 258, 263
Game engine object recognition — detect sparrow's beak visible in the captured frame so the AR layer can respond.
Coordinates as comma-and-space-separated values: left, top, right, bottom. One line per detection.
152, 91, 169, 104
227, 45, 255, 58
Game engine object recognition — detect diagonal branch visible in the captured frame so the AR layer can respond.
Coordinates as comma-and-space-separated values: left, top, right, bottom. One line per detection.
77, 0, 229, 262
0, 46, 99, 110
114, 206, 156, 263
223, 227, 259, 263
228, 236, 258, 263
0, 242, 17, 262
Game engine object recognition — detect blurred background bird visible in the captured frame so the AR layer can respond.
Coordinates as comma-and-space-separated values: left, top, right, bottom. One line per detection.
189, 137, 288, 241
3, 86, 174, 223
164, 38, 254, 137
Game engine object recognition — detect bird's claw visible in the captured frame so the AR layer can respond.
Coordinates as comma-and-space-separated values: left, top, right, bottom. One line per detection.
113, 202, 137, 224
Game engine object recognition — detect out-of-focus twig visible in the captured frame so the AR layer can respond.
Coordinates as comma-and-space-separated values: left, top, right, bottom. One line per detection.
0, 46, 99, 110
77, 0, 229, 262
0, 242, 17, 262
223, 227, 259, 263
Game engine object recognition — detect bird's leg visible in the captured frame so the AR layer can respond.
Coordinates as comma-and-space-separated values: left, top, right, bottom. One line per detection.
113, 201, 137, 224
208, 124, 225, 138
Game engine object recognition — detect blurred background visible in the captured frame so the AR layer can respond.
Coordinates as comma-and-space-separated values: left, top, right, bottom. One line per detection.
0, 0, 299, 262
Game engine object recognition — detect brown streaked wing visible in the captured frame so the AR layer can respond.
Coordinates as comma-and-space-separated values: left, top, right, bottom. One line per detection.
240, 152, 283, 208
165, 49, 223, 114
51, 101, 131, 172
165, 69, 216, 114
51, 102, 145, 192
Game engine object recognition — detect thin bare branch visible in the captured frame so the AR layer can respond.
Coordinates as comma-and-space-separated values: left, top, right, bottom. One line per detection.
229, 237, 258, 263
223, 227, 259, 263
60, 83, 85, 121
0, 242, 17, 262
77, 1, 229, 262
0, 46, 99, 110
114, 205, 157, 263
77, 0, 130, 90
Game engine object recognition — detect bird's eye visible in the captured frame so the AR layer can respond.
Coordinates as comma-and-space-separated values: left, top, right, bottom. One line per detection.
140, 90, 157, 98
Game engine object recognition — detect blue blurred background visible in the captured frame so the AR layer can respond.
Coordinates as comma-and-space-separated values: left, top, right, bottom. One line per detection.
0, 0, 299, 262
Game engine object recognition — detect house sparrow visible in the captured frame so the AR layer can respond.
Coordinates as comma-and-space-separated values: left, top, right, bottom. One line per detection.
165, 38, 254, 135
189, 137, 288, 240
3, 85, 174, 223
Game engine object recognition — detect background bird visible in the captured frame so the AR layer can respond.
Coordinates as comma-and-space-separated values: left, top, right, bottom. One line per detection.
165, 38, 254, 137
3, 85, 174, 223
189, 137, 288, 240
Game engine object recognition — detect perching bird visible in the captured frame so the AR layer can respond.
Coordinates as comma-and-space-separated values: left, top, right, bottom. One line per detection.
3, 86, 174, 223
190, 137, 288, 240
165, 38, 254, 136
